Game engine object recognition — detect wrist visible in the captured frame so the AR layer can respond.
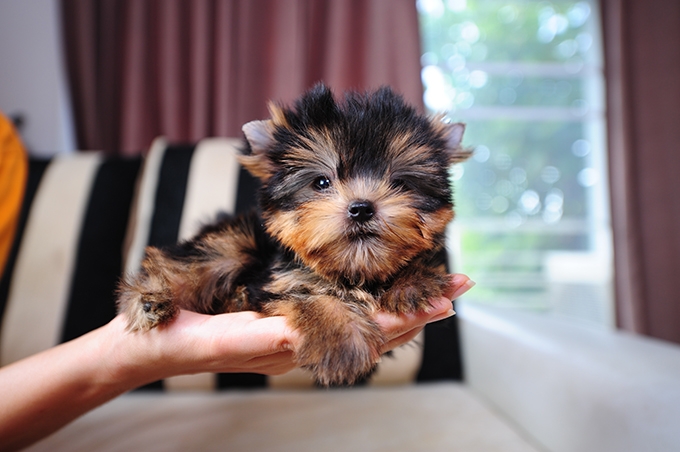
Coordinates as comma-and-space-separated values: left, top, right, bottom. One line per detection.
94, 315, 163, 391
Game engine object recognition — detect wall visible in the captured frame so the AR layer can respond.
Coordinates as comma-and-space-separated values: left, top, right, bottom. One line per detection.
0, 0, 75, 156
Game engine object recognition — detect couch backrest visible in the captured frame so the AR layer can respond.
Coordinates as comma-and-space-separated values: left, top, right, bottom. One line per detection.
0, 138, 463, 390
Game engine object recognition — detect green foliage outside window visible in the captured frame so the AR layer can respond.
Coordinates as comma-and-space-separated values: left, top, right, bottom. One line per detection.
419, 0, 611, 314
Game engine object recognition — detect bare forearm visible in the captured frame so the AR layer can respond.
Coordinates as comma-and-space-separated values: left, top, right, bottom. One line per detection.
0, 320, 141, 451
0, 311, 294, 451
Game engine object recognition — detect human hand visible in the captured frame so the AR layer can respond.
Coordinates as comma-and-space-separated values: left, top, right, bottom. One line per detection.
104, 273, 474, 387
104, 309, 301, 387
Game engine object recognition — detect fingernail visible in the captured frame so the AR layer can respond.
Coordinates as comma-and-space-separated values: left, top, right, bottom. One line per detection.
451, 274, 468, 286
430, 308, 456, 323
451, 279, 476, 300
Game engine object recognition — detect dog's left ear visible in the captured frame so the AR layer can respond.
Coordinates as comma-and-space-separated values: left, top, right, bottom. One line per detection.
433, 119, 472, 164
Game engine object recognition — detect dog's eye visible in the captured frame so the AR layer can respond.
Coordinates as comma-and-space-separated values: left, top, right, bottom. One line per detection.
313, 175, 331, 191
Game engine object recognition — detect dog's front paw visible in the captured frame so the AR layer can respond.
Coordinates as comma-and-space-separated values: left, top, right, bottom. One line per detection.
381, 269, 449, 313
118, 283, 177, 331
138, 291, 178, 328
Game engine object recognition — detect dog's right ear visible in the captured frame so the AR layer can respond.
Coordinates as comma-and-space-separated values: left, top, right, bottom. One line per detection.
240, 102, 291, 182
242, 119, 274, 153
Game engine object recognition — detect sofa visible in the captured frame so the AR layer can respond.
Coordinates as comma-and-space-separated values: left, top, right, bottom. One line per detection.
2, 138, 678, 451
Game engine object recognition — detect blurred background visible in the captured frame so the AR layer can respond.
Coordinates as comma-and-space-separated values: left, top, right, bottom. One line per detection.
1, 0, 679, 345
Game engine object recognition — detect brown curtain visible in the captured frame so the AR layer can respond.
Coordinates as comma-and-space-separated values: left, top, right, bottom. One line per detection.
602, 0, 680, 344
60, 0, 424, 156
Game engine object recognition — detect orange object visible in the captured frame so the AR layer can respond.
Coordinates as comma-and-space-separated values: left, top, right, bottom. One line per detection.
0, 112, 28, 275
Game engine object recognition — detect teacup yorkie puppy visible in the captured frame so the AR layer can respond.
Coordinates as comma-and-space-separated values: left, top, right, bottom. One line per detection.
117, 84, 470, 386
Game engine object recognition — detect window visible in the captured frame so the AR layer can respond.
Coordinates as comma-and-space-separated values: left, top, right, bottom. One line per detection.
418, 0, 613, 326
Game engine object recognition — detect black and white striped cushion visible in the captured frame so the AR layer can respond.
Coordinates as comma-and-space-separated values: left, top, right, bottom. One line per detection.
0, 139, 462, 390
0, 153, 140, 365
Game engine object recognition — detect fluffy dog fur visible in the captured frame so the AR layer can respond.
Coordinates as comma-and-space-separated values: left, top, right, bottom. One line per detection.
117, 84, 470, 386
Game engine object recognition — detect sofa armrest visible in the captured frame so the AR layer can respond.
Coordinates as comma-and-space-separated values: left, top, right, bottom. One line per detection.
460, 302, 680, 452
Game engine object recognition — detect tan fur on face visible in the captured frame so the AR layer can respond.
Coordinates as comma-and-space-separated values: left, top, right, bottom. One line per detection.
265, 176, 453, 283
284, 127, 339, 175
240, 123, 339, 183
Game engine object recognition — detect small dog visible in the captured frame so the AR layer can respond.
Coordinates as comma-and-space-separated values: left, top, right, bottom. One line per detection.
117, 84, 470, 386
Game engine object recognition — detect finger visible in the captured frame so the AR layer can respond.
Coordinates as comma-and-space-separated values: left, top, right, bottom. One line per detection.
219, 361, 297, 376
381, 326, 424, 353
443, 274, 476, 300
425, 296, 455, 320
246, 316, 302, 354
204, 313, 301, 359
241, 350, 298, 374
211, 349, 297, 374
374, 310, 422, 339
374, 301, 445, 341
373, 300, 450, 345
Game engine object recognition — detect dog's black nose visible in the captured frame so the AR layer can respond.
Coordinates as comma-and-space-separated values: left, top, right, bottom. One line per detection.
348, 201, 375, 223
